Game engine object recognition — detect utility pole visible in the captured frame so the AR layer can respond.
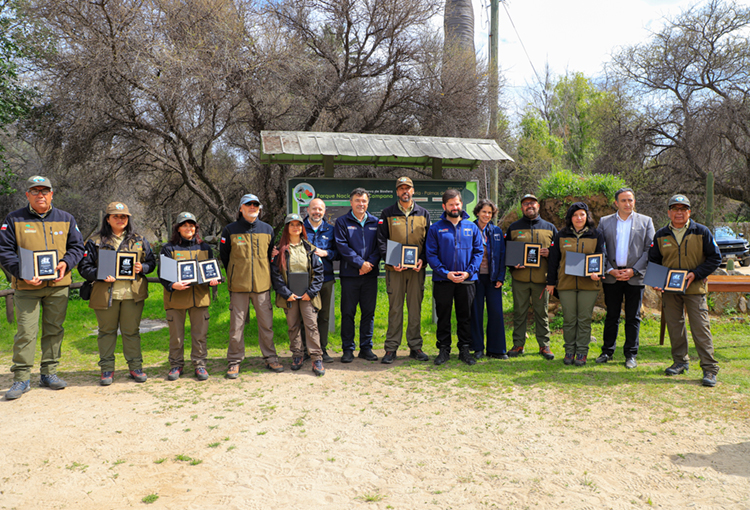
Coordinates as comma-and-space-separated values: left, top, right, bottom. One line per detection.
488, 0, 499, 205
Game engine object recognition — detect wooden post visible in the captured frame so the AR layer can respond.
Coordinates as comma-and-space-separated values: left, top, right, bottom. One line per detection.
324, 155, 334, 177
432, 158, 443, 179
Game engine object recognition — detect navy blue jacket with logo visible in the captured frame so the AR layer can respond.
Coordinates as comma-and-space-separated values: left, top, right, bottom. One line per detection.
425, 211, 483, 281
475, 220, 506, 283
303, 216, 338, 282
334, 210, 381, 278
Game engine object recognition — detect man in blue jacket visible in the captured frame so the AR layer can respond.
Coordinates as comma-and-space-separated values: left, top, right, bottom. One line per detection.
425, 189, 483, 366
302, 198, 338, 363
334, 188, 381, 363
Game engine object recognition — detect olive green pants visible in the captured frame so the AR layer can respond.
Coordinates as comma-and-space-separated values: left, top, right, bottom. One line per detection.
12, 286, 70, 382
663, 293, 719, 375
95, 299, 145, 372
166, 307, 209, 369
384, 268, 426, 352
511, 279, 551, 349
557, 289, 598, 356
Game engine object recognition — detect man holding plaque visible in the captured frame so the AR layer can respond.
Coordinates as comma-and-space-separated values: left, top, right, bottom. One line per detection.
505, 194, 557, 360
648, 195, 721, 387
220, 193, 282, 376
302, 198, 338, 363
334, 188, 381, 363
425, 189, 483, 366
597, 188, 655, 369
377, 176, 431, 364
0, 176, 84, 400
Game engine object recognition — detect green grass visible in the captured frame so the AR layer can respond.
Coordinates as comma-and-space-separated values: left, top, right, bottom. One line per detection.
1, 276, 749, 420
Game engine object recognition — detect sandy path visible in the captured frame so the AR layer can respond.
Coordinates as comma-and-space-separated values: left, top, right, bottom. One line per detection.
1, 364, 749, 510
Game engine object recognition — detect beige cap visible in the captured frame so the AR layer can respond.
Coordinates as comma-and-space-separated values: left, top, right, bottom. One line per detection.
396, 176, 414, 188
105, 202, 131, 216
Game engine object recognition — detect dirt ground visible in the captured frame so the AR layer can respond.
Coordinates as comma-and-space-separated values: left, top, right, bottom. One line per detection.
1, 358, 749, 510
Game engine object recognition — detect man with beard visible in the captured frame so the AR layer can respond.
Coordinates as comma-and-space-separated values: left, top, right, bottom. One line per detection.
506, 194, 557, 360
425, 189, 483, 366
377, 177, 431, 364
301, 198, 338, 363
220, 193, 282, 376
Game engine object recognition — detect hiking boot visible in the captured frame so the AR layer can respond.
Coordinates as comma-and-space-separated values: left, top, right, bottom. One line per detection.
508, 345, 525, 357
266, 361, 285, 373
291, 356, 304, 371
100, 371, 114, 386
409, 349, 429, 361
665, 362, 689, 376
195, 367, 209, 381
459, 349, 477, 366
563, 353, 575, 366
381, 351, 397, 364
625, 358, 637, 370
167, 367, 183, 381
539, 346, 555, 360
40, 374, 67, 390
341, 350, 354, 363
473, 350, 484, 360
129, 369, 147, 383
595, 353, 613, 364
226, 365, 240, 379
574, 354, 587, 367
487, 352, 509, 360
358, 348, 378, 362
312, 360, 325, 377
322, 349, 334, 364
434, 349, 450, 366
702, 371, 717, 387
6, 380, 30, 400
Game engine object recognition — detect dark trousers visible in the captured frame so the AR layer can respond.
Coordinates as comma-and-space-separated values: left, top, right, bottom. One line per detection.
602, 281, 644, 358
470, 274, 506, 355
339, 276, 377, 352
434, 280, 475, 353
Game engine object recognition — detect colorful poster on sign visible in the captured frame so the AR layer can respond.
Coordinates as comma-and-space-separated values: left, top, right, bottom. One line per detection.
287, 178, 479, 222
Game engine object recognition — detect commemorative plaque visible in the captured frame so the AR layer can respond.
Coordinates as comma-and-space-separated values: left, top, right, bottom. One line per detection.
665, 269, 688, 292
177, 260, 198, 284
34, 250, 59, 280
400, 245, 419, 269
116, 252, 137, 280
584, 253, 603, 276
523, 244, 542, 268
643, 263, 688, 293
198, 259, 222, 283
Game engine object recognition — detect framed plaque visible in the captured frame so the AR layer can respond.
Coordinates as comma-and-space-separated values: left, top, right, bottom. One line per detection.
198, 259, 222, 283
116, 252, 137, 280
177, 260, 198, 284
665, 269, 688, 292
585, 253, 604, 276
34, 250, 59, 280
523, 243, 542, 268
401, 245, 419, 269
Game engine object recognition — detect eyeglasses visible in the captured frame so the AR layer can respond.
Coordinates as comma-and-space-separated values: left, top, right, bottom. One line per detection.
28, 189, 51, 196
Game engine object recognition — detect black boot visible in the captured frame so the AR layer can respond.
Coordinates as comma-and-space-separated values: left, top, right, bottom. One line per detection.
434, 349, 450, 366
459, 349, 477, 366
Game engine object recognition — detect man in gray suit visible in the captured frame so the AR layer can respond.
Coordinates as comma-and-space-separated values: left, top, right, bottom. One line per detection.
596, 188, 655, 369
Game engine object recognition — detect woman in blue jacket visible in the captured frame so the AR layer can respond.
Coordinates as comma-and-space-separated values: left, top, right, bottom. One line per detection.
470, 199, 508, 359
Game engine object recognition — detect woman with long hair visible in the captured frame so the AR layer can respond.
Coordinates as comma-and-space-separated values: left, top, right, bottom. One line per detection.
469, 199, 508, 359
78, 202, 156, 385
271, 214, 326, 376
546, 202, 606, 366
159, 212, 219, 381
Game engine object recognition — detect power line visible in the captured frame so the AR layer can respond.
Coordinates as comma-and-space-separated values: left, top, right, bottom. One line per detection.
501, 0, 544, 90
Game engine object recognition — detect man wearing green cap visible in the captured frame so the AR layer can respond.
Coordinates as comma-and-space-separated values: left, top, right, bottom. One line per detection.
0, 175, 84, 400
648, 194, 721, 387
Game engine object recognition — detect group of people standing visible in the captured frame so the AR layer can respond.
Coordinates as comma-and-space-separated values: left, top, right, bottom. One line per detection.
0, 175, 723, 400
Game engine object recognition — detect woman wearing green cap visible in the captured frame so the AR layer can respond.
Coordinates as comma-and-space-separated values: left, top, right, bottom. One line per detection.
271, 214, 326, 376
78, 202, 156, 385
159, 212, 219, 381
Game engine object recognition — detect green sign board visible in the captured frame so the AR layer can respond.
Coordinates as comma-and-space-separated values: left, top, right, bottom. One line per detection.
288, 178, 479, 224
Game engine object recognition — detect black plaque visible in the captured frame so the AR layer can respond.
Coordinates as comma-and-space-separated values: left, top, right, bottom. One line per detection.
585, 253, 603, 276
665, 269, 688, 292
198, 259, 221, 283
523, 243, 542, 268
116, 252, 137, 280
401, 245, 418, 269
34, 250, 58, 280
177, 260, 198, 284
